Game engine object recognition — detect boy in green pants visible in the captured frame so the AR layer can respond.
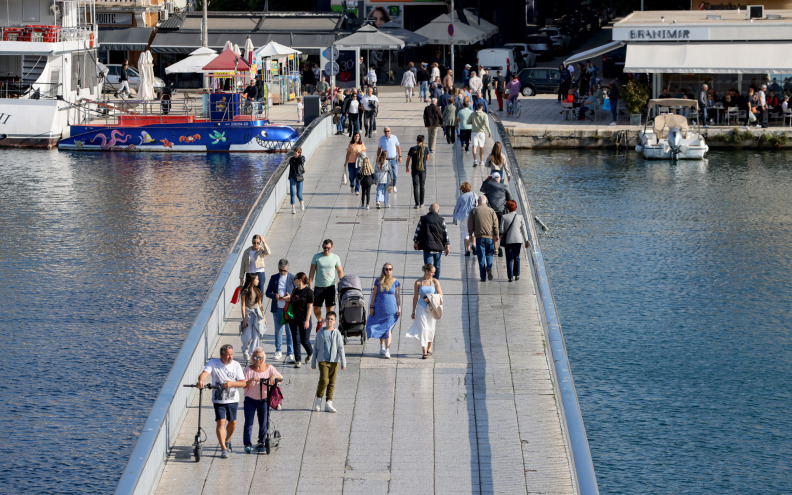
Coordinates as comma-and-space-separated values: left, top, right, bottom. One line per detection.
311, 311, 347, 412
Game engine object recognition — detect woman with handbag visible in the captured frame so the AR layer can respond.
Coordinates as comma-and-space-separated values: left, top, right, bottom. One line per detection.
406, 263, 443, 359
485, 142, 509, 182
366, 263, 401, 359
500, 200, 530, 282
242, 347, 282, 453
286, 272, 314, 368
241, 273, 267, 363
344, 132, 366, 195
288, 147, 306, 214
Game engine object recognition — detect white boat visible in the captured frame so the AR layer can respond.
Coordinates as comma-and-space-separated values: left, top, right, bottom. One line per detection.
635, 99, 709, 160
0, 0, 104, 148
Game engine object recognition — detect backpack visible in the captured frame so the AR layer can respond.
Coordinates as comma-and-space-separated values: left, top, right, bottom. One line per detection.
415, 145, 426, 172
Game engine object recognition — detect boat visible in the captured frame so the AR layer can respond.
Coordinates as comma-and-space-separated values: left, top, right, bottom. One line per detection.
635, 99, 709, 160
0, 0, 104, 148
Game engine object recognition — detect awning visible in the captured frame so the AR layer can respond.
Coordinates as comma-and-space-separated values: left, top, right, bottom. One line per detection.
625, 42, 792, 74
99, 27, 153, 51
334, 24, 404, 50
564, 41, 624, 67
462, 9, 498, 38
415, 13, 489, 46
151, 31, 335, 54
379, 23, 429, 47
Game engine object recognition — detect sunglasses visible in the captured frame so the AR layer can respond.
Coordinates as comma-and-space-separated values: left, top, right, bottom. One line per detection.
384, 267, 393, 271
252, 356, 264, 360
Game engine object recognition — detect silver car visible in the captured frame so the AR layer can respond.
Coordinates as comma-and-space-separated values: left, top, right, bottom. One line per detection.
102, 64, 165, 97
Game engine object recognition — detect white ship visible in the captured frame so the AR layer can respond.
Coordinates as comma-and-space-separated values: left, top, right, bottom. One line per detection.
636, 99, 709, 160
0, 0, 103, 148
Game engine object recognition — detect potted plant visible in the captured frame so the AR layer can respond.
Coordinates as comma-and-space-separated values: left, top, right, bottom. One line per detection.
623, 80, 650, 126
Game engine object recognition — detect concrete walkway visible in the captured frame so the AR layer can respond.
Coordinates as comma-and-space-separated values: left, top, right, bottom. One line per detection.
155, 88, 575, 495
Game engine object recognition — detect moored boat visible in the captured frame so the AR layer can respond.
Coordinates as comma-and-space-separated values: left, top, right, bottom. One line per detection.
635, 99, 709, 160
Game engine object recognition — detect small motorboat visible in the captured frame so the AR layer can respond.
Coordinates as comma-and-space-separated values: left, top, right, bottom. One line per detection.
635, 99, 709, 160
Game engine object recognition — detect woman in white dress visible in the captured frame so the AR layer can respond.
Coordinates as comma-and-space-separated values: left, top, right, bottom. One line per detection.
406, 263, 442, 359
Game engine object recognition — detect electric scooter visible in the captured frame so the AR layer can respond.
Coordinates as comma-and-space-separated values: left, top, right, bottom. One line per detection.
182, 383, 219, 462
259, 377, 283, 454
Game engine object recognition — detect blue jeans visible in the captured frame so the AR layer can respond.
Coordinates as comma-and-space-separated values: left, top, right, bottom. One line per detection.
420, 81, 429, 100
242, 396, 268, 447
289, 178, 303, 205
476, 238, 495, 280
423, 251, 442, 279
376, 183, 389, 204
504, 243, 522, 280
337, 114, 346, 132
272, 307, 293, 354
347, 163, 360, 192
387, 157, 398, 187
288, 318, 313, 362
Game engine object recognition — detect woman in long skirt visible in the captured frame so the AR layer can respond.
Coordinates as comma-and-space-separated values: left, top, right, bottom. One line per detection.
241, 273, 267, 363
366, 263, 401, 359
406, 263, 442, 359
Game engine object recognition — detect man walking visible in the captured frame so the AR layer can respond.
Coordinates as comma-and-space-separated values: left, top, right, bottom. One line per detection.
468, 196, 499, 281
265, 259, 295, 361
377, 127, 401, 192
362, 86, 379, 138
480, 171, 512, 256
482, 69, 492, 105
405, 134, 430, 208
456, 101, 473, 153
443, 69, 454, 91
467, 102, 491, 167
414, 203, 450, 279
417, 63, 431, 102
196, 344, 247, 459
309, 239, 344, 328
493, 70, 506, 112
698, 83, 709, 128
469, 70, 482, 94
114, 60, 131, 98
423, 98, 443, 153
474, 90, 488, 114
442, 97, 457, 145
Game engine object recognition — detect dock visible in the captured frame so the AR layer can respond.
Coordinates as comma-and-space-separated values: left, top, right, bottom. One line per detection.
130, 88, 586, 494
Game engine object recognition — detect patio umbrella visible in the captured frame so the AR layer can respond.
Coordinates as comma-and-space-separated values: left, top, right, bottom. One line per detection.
164, 46, 217, 74
254, 40, 302, 58
379, 22, 429, 48
415, 13, 489, 45
462, 9, 499, 37
137, 50, 155, 100
244, 37, 255, 66
334, 24, 405, 50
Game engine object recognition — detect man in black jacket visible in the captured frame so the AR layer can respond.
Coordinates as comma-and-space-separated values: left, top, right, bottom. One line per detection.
413, 203, 450, 279
480, 172, 512, 256
423, 98, 443, 153
417, 63, 431, 102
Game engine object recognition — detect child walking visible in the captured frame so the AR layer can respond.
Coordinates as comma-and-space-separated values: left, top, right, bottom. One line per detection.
357, 155, 375, 210
375, 152, 393, 209
311, 311, 346, 413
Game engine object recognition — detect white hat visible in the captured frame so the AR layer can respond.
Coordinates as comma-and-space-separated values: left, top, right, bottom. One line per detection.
490, 171, 500, 179
465, 64, 471, 68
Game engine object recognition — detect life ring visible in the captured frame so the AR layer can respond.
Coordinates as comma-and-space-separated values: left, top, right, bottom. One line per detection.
89, 32, 94, 48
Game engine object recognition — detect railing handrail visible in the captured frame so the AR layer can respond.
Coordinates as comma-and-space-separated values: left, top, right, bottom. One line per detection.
488, 113, 600, 495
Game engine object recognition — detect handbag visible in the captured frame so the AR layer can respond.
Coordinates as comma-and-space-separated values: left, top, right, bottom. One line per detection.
231, 286, 241, 304
268, 384, 284, 410
602, 97, 611, 111
342, 167, 348, 185
500, 214, 518, 245
283, 301, 294, 321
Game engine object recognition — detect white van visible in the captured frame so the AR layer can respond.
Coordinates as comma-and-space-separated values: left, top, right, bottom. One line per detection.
476, 48, 527, 79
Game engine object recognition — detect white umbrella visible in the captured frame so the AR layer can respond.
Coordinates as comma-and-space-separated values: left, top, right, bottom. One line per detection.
224, 40, 234, 51
164, 47, 218, 74
244, 37, 255, 66
233, 43, 241, 57
137, 50, 155, 100
334, 24, 405, 50
253, 41, 302, 58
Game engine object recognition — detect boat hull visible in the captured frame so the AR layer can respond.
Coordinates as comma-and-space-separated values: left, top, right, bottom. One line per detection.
0, 99, 65, 149
58, 121, 299, 152
640, 143, 709, 160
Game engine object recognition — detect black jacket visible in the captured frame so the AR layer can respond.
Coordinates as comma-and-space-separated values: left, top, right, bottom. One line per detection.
288, 155, 305, 181
423, 104, 443, 127
417, 68, 431, 83
414, 211, 449, 252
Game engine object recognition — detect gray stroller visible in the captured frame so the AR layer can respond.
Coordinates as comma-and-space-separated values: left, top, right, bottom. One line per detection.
337, 275, 367, 344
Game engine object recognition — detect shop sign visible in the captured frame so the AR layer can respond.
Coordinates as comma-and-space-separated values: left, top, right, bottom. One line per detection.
613, 27, 710, 41
96, 12, 133, 26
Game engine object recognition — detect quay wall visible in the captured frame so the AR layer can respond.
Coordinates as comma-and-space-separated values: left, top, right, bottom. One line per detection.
507, 126, 792, 150
114, 114, 335, 495
493, 114, 600, 495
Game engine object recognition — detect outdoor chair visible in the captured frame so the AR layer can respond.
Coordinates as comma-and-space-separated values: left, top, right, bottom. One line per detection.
784, 109, 792, 127
561, 101, 575, 120
724, 107, 739, 126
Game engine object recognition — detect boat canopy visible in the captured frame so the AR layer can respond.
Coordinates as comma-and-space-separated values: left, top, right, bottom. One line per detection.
653, 114, 689, 137
647, 98, 699, 112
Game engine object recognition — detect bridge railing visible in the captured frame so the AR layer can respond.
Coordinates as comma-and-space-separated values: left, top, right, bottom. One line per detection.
114, 113, 334, 495
489, 114, 599, 495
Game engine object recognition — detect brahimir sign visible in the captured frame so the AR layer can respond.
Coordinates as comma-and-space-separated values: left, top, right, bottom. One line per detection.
628, 29, 691, 39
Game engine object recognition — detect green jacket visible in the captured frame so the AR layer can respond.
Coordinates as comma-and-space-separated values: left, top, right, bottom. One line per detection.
443, 103, 457, 126
467, 110, 491, 134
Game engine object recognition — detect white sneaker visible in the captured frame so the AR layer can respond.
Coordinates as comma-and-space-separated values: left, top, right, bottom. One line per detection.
385, 204, 390, 208
291, 206, 296, 214
380, 346, 385, 355
288, 354, 295, 363
243, 352, 250, 362
366, 205, 370, 210
325, 401, 337, 413
376, 201, 380, 208
609, 121, 616, 126
355, 191, 360, 195
313, 397, 322, 412
274, 351, 282, 360
392, 186, 397, 193
300, 202, 305, 211
385, 349, 391, 359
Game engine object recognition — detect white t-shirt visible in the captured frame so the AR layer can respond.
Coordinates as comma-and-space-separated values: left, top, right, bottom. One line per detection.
248, 249, 265, 273
203, 358, 245, 404
277, 274, 287, 309
568, 64, 575, 75
348, 99, 360, 114
361, 94, 379, 111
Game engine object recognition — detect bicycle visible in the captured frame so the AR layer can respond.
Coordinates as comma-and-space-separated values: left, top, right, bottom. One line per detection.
507, 99, 521, 118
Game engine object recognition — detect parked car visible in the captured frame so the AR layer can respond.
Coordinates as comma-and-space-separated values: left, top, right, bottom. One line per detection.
523, 35, 555, 60
516, 67, 561, 97
102, 64, 166, 97
539, 27, 572, 52
499, 44, 538, 69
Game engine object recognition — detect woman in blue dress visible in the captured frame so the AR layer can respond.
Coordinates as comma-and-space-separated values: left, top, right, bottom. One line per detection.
366, 263, 401, 359
406, 263, 443, 359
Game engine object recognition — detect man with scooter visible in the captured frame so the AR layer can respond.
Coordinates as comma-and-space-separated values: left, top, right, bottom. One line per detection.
197, 344, 246, 459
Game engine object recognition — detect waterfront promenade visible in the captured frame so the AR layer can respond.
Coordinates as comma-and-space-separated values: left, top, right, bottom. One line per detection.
154, 88, 575, 494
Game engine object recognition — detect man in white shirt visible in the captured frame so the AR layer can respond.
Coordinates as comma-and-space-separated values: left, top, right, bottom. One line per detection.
197, 344, 247, 459
757, 83, 768, 128
265, 259, 295, 361
468, 71, 483, 94
361, 86, 379, 138
376, 127, 402, 192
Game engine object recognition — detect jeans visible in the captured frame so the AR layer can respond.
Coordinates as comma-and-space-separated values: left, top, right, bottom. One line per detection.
347, 113, 360, 135
272, 307, 293, 354
419, 81, 429, 101
289, 178, 303, 205
444, 125, 456, 144
337, 114, 346, 132
504, 243, 522, 280
288, 318, 313, 362
387, 157, 398, 187
316, 361, 339, 400
347, 163, 360, 192
411, 170, 426, 206
376, 183, 389, 204
610, 99, 618, 122
423, 251, 442, 279
700, 107, 709, 125
364, 110, 376, 136
243, 396, 268, 447
476, 238, 495, 280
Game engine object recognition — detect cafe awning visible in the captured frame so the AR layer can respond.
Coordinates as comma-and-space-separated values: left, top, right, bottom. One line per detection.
98, 27, 153, 51
564, 41, 624, 67
151, 31, 334, 54
624, 42, 792, 74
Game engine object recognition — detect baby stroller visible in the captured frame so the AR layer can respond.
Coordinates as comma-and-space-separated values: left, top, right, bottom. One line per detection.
337, 275, 367, 344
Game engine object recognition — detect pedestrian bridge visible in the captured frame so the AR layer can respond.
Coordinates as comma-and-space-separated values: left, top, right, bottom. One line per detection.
116, 89, 597, 495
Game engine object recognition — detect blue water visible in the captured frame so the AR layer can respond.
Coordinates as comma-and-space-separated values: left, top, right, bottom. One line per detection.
517, 150, 792, 494
0, 150, 281, 494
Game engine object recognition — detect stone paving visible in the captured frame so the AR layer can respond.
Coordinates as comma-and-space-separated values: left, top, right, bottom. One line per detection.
155, 88, 575, 495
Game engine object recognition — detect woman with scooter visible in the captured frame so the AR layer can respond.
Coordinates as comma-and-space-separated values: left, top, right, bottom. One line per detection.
242, 347, 282, 453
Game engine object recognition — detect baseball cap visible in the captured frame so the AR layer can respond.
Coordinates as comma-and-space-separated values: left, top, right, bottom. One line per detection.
490, 171, 500, 179
465, 64, 471, 68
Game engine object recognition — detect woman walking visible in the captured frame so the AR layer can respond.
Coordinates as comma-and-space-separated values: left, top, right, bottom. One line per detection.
485, 142, 509, 182
345, 132, 366, 195
242, 347, 282, 453
287, 272, 314, 368
241, 273, 267, 363
366, 263, 401, 359
452, 182, 478, 256
406, 263, 443, 359
357, 154, 375, 209
500, 200, 530, 282
400, 65, 416, 102
288, 147, 306, 214
375, 152, 393, 209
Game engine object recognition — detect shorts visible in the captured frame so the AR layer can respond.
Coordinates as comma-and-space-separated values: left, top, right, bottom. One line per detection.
213, 402, 238, 422
313, 285, 336, 308
472, 132, 487, 148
